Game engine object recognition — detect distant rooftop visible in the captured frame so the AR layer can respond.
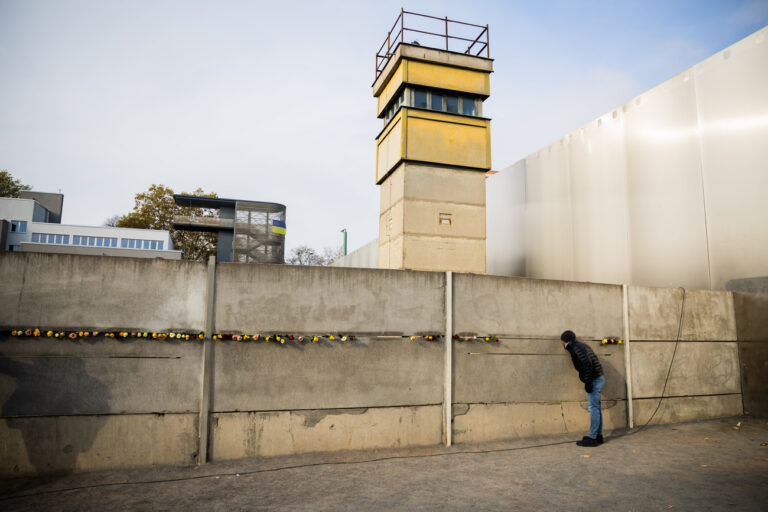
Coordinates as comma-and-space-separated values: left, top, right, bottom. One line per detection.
375, 9, 490, 80
173, 194, 285, 212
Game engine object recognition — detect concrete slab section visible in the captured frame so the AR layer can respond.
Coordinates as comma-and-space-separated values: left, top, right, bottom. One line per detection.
739, 340, 768, 417
402, 235, 485, 274
0, 413, 198, 478
633, 394, 742, 425
210, 405, 441, 460
629, 286, 736, 341
0, 253, 206, 332
403, 163, 485, 206
0, 337, 201, 416
212, 338, 443, 411
733, 292, 768, 342
453, 339, 626, 404
453, 274, 623, 339
631, 341, 741, 398
214, 264, 445, 334
452, 400, 627, 444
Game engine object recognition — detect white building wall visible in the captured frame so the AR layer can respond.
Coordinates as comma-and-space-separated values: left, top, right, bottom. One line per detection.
487, 25, 768, 290
1, 197, 175, 254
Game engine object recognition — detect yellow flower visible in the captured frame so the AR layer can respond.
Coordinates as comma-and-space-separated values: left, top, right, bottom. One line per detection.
618, 339, 623, 344
11, 330, 16, 336
170, 333, 176, 339
152, 333, 157, 339
185, 334, 190, 340
601, 339, 607, 345
276, 335, 282, 342
312, 336, 318, 342
33, 328, 40, 336
329, 335, 335, 340
341, 336, 348, 341
409, 336, 415, 341
198, 333, 203, 339
46, 330, 53, 337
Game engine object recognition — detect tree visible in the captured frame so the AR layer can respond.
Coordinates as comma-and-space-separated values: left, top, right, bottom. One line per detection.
116, 184, 218, 261
0, 170, 32, 198
103, 215, 121, 227
287, 245, 343, 266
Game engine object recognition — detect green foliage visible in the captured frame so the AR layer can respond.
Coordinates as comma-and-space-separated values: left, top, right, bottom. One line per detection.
117, 184, 218, 261
0, 170, 32, 198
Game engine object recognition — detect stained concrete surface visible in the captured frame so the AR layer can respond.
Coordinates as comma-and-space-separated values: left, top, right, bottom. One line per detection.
1, 417, 766, 511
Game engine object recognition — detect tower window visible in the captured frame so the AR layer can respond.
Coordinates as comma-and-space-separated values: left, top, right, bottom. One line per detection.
445, 95, 459, 113
414, 90, 428, 109
462, 98, 476, 116
430, 93, 443, 111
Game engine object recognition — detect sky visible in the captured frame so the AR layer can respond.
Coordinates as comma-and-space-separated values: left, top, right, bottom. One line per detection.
1, 0, 767, 255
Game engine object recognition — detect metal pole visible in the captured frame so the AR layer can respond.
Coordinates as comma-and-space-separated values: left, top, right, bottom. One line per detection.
445, 17, 449, 51
622, 283, 634, 429
444, 271, 453, 446
340, 228, 347, 256
198, 255, 216, 464
486, 24, 490, 57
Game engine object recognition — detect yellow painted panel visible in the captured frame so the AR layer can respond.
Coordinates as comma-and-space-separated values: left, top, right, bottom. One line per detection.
375, 114, 404, 182
408, 108, 488, 126
405, 114, 491, 169
406, 60, 490, 97
376, 61, 405, 117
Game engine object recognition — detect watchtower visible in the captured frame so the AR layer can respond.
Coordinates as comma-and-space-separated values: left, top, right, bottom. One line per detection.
374, 11, 492, 273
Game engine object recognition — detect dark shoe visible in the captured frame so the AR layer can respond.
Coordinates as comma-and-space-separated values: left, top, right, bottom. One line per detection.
576, 436, 598, 447
597, 434, 604, 445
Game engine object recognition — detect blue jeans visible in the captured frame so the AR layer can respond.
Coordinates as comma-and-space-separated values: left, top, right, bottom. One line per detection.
587, 375, 605, 439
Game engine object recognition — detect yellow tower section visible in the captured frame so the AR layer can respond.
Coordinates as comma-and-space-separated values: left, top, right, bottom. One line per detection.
374, 42, 492, 273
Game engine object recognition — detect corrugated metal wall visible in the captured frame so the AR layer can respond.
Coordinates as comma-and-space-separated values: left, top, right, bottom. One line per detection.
488, 26, 768, 290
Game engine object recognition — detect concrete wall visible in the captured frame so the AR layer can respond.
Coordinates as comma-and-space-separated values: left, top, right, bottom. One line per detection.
733, 292, 768, 417
487, 26, 768, 291
1, 252, 759, 477
331, 238, 378, 269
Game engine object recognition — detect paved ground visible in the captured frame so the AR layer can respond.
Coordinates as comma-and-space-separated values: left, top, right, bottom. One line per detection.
1, 416, 767, 511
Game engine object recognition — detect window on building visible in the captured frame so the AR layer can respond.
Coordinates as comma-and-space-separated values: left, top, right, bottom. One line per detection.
10, 221, 27, 233
430, 93, 443, 111
401, 88, 481, 118
462, 98, 476, 116
31, 233, 69, 245
414, 90, 428, 109
445, 95, 459, 113
119, 238, 161, 250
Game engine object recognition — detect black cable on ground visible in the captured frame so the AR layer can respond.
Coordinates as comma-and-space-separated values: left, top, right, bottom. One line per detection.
0, 439, 579, 502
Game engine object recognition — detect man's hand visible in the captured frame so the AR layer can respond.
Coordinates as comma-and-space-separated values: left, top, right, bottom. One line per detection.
585, 382, 593, 393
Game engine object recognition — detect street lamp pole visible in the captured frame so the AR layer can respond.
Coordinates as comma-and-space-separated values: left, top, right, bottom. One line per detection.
340, 228, 347, 256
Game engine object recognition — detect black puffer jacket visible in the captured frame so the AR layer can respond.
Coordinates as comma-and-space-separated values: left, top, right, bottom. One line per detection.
565, 340, 603, 391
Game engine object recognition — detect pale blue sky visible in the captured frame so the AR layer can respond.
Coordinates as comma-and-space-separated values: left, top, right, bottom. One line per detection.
1, 0, 767, 254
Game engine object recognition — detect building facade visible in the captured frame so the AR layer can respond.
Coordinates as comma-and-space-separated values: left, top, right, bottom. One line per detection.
0, 193, 180, 259
173, 195, 286, 263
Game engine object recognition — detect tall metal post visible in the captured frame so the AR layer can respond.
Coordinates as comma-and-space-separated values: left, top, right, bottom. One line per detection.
444, 271, 453, 446
622, 284, 634, 429
198, 255, 216, 464
341, 228, 347, 256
